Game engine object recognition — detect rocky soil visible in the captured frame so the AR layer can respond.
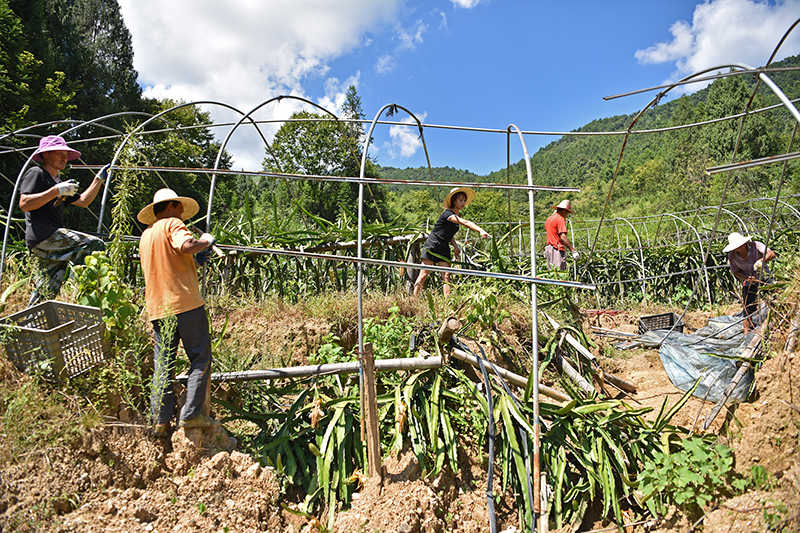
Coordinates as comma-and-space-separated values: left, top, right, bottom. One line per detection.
1, 307, 799, 532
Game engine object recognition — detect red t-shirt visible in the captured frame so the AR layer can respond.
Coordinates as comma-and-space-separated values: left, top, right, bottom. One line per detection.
545, 211, 567, 251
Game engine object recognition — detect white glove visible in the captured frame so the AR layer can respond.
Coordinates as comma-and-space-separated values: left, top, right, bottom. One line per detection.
57, 180, 79, 197
572, 251, 580, 260
200, 232, 216, 247
753, 259, 763, 271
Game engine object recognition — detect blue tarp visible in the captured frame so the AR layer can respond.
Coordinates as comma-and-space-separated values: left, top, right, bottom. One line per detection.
639, 314, 760, 403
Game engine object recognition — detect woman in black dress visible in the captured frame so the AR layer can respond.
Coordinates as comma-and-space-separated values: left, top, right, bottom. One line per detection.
413, 186, 490, 297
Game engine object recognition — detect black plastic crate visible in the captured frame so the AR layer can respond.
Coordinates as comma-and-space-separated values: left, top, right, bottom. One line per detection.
1, 300, 107, 381
638, 312, 684, 335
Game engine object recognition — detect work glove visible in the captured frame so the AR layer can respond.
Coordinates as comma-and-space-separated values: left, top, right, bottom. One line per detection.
572, 251, 580, 260
200, 232, 216, 247
753, 259, 763, 271
97, 164, 111, 183
195, 249, 212, 266
57, 179, 79, 197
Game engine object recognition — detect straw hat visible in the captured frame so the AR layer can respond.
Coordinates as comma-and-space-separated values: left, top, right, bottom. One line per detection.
137, 188, 200, 225
552, 199, 575, 214
722, 232, 752, 253
442, 186, 475, 209
32, 135, 81, 163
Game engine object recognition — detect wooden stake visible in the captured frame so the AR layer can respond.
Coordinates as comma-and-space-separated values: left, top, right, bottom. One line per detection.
362, 343, 382, 481
437, 317, 460, 344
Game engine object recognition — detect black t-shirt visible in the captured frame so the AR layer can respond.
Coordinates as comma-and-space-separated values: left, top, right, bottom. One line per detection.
423, 209, 460, 257
20, 166, 78, 248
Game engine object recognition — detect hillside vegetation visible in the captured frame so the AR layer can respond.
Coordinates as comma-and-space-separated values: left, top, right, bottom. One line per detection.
383, 54, 800, 225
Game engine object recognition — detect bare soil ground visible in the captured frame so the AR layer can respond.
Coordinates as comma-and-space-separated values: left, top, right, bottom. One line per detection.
1, 304, 799, 532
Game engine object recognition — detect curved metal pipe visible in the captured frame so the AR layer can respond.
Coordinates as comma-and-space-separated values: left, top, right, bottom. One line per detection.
665, 213, 712, 305
507, 123, 539, 518
98, 100, 255, 232
700, 24, 800, 277
357, 104, 431, 352
582, 62, 756, 280
207, 95, 336, 232
614, 216, 647, 299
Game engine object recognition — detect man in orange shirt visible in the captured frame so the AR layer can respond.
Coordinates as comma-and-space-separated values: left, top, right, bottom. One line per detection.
138, 189, 217, 437
544, 199, 578, 270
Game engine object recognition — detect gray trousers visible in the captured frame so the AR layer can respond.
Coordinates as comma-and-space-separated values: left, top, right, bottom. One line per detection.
28, 228, 105, 306
151, 305, 212, 425
544, 244, 567, 271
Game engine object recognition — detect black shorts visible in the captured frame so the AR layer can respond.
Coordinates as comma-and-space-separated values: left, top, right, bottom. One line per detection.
422, 243, 451, 263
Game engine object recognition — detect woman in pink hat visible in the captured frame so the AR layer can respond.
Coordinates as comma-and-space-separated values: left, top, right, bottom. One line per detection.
413, 186, 490, 298
18, 135, 110, 306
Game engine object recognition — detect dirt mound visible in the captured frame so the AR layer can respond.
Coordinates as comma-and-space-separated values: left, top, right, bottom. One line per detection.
333, 447, 518, 533
2, 305, 800, 532
0, 420, 285, 532
730, 352, 800, 474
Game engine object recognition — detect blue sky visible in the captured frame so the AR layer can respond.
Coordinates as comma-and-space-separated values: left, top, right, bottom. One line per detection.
118, 0, 800, 176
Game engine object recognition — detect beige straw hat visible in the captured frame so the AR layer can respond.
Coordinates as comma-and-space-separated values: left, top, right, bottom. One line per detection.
442, 186, 475, 209
551, 199, 575, 214
137, 188, 200, 225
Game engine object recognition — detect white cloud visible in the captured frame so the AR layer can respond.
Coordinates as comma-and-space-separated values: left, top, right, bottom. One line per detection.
376, 54, 396, 74
318, 73, 362, 114
451, 0, 482, 8
385, 113, 428, 159
397, 20, 427, 50
373, 19, 427, 73
437, 10, 449, 31
118, 0, 402, 170
635, 0, 800, 88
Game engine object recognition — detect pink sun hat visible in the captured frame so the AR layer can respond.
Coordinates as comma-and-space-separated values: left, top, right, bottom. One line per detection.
32, 135, 82, 163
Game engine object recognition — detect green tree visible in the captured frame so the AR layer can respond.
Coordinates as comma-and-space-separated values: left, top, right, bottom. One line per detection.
9, 0, 142, 122
0, 0, 76, 132
263, 86, 388, 225
68, 0, 142, 116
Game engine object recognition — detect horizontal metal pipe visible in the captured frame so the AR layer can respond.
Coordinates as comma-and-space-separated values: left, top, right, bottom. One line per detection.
705, 150, 800, 174
177, 355, 443, 383
603, 66, 800, 101
71, 164, 581, 193
450, 347, 570, 403
213, 243, 598, 290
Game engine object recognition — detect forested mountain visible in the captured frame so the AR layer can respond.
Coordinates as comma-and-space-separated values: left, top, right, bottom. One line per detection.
383, 54, 800, 224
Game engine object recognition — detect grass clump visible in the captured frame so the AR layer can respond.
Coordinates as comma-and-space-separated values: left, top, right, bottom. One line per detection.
0, 358, 101, 465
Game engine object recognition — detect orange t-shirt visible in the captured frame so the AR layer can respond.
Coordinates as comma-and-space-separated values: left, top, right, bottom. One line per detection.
139, 217, 204, 320
545, 211, 567, 251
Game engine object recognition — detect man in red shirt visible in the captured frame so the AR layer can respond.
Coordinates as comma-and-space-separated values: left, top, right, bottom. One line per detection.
544, 200, 578, 270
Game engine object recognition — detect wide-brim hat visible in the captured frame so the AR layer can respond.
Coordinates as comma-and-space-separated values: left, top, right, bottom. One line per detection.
552, 199, 575, 214
722, 232, 752, 253
443, 186, 475, 209
32, 135, 82, 163
137, 188, 200, 225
